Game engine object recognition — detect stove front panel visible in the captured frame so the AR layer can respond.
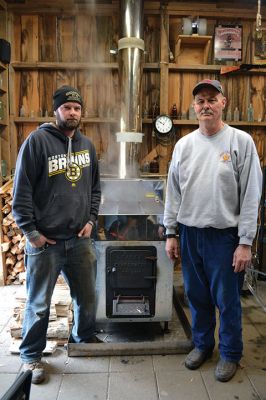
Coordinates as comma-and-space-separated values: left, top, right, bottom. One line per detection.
95, 241, 173, 323
106, 246, 157, 318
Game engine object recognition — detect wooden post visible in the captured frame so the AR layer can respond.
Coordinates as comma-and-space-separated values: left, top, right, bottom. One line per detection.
159, 9, 169, 115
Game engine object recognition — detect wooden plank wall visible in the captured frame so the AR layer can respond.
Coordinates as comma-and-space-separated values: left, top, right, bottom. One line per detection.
6, 6, 266, 170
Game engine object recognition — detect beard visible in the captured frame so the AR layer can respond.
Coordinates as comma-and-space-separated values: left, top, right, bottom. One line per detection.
56, 112, 81, 131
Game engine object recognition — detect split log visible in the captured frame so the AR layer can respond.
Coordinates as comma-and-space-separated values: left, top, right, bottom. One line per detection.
2, 203, 11, 214
0, 179, 26, 284
1, 242, 10, 252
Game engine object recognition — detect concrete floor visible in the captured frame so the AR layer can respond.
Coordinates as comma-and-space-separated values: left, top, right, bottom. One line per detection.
0, 282, 265, 400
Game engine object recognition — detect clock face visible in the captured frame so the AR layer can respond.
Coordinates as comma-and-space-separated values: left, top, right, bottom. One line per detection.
154, 115, 173, 134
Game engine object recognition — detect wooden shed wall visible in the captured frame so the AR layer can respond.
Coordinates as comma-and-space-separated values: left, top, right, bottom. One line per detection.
4, 2, 266, 175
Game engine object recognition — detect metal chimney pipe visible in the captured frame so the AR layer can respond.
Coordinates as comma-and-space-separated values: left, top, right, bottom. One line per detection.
117, 0, 144, 179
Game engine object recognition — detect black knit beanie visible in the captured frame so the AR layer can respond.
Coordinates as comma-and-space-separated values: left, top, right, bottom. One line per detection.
53, 85, 83, 111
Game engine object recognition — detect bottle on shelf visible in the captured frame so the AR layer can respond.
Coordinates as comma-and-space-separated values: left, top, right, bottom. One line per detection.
149, 158, 159, 174
171, 103, 178, 119
181, 111, 187, 120
247, 103, 254, 122
1, 160, 7, 178
188, 104, 196, 120
143, 109, 148, 118
226, 108, 232, 121
19, 105, 26, 117
233, 107, 240, 122
0, 100, 4, 120
151, 103, 160, 118
142, 161, 150, 173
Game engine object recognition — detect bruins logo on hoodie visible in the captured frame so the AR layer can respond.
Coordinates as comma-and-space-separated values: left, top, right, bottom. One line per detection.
48, 150, 90, 182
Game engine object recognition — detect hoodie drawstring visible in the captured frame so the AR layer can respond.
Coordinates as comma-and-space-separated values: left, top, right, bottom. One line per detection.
66, 137, 73, 168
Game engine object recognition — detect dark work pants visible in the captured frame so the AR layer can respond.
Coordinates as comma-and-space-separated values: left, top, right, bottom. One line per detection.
178, 223, 244, 363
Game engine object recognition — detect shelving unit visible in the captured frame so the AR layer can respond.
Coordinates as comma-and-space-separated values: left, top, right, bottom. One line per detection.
142, 118, 266, 127
12, 117, 119, 124
175, 35, 212, 65
0, 0, 265, 279
0, 62, 11, 183
0, 0, 9, 286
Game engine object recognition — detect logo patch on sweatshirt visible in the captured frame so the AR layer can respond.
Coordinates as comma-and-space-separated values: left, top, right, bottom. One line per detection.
48, 150, 90, 181
66, 163, 82, 182
219, 151, 231, 163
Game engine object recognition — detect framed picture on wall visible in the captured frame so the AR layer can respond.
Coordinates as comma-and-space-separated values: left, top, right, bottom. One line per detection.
214, 25, 242, 61
253, 27, 266, 64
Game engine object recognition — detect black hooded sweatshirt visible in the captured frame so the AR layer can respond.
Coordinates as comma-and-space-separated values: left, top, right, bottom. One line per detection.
12, 123, 101, 240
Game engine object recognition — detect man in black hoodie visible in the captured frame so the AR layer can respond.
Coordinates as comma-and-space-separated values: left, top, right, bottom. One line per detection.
12, 86, 101, 384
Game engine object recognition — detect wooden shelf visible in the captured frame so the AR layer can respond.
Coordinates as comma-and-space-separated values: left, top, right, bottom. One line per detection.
11, 62, 119, 70
224, 121, 266, 127
142, 118, 266, 127
169, 63, 221, 72
11, 61, 161, 71
13, 116, 119, 124
176, 35, 212, 45
175, 35, 212, 65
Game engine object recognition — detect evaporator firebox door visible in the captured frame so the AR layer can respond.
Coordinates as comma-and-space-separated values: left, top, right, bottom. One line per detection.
106, 246, 157, 318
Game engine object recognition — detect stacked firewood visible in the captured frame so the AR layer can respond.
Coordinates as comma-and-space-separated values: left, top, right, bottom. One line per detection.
9, 278, 73, 351
0, 179, 26, 285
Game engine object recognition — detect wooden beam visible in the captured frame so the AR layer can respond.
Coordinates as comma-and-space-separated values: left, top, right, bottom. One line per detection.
11, 61, 119, 70
159, 9, 169, 115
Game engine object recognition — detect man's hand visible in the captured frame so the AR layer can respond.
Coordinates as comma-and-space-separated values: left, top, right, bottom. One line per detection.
78, 222, 93, 238
232, 244, 252, 273
30, 234, 56, 248
165, 237, 179, 261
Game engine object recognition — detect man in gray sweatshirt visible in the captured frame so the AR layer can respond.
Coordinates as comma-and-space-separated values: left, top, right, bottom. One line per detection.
163, 79, 262, 382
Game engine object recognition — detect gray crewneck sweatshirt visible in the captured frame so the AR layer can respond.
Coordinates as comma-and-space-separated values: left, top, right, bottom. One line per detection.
163, 124, 262, 245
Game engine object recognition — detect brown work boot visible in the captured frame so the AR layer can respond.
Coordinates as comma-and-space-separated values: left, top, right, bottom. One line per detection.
23, 361, 45, 384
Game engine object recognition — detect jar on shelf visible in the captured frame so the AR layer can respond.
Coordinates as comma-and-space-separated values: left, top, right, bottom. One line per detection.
142, 161, 150, 173
149, 159, 159, 173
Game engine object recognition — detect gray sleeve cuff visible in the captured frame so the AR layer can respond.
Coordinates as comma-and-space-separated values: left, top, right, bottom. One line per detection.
239, 236, 253, 246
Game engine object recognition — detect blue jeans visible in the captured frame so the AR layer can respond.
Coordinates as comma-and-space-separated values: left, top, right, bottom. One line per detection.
178, 224, 244, 363
20, 237, 97, 363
